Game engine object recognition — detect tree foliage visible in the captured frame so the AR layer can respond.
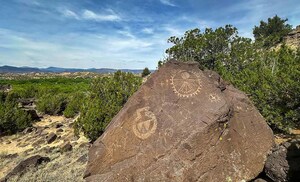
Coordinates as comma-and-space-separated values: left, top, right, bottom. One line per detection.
166, 25, 239, 69
253, 15, 292, 48
75, 71, 142, 141
141, 67, 151, 77
0, 92, 32, 134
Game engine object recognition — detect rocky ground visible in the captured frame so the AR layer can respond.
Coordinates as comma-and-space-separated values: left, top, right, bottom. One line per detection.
0, 115, 90, 182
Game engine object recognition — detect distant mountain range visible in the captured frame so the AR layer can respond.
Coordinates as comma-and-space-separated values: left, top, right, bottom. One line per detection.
0, 65, 146, 74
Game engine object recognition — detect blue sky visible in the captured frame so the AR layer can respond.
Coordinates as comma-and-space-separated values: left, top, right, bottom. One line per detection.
0, 0, 299, 69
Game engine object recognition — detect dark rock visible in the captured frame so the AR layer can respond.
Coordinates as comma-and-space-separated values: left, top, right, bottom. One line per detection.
1, 153, 18, 159
84, 61, 274, 182
32, 139, 45, 147
23, 127, 37, 134
4, 141, 11, 144
2, 155, 50, 181
17, 142, 29, 148
17, 98, 34, 107
265, 140, 300, 182
77, 154, 88, 163
56, 128, 63, 133
42, 146, 56, 154
46, 133, 57, 144
60, 142, 73, 152
23, 109, 40, 121
24, 148, 34, 154
55, 123, 63, 128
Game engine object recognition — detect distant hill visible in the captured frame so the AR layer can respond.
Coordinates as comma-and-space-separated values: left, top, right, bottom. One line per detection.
0, 65, 146, 74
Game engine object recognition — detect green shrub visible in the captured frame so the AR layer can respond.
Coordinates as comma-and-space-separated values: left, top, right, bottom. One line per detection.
75, 71, 142, 141
63, 92, 86, 118
0, 98, 32, 134
141, 67, 151, 77
37, 93, 67, 115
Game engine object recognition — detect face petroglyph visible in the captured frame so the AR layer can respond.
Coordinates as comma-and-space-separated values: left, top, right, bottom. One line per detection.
132, 107, 157, 140
171, 70, 202, 98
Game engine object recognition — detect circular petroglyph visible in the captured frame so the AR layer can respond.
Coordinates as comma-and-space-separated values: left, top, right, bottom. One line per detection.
209, 93, 221, 102
171, 70, 201, 98
132, 107, 157, 140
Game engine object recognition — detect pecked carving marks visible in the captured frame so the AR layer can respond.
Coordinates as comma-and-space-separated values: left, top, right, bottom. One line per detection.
132, 107, 157, 140
171, 70, 202, 98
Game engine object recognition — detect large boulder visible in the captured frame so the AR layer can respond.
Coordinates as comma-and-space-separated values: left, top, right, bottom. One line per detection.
84, 61, 274, 181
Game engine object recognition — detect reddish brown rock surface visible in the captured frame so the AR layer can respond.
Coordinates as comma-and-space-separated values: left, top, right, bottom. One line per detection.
84, 61, 274, 181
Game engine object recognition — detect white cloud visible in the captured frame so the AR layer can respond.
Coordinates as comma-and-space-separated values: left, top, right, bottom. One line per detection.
60, 9, 121, 22
118, 30, 135, 38
142, 28, 154, 34
82, 9, 121, 22
160, 0, 176, 7
62, 9, 80, 20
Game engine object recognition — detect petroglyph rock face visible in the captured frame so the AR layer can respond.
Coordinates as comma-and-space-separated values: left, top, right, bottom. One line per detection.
84, 61, 274, 182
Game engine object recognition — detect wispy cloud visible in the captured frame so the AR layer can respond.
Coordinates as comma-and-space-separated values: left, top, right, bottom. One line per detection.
160, 0, 176, 7
82, 9, 121, 22
61, 8, 121, 22
62, 9, 80, 20
142, 28, 154, 34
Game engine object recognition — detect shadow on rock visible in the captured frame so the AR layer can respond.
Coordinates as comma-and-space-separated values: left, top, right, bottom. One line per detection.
264, 139, 300, 182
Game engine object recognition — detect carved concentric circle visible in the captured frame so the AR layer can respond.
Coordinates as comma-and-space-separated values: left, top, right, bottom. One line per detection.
171, 70, 202, 98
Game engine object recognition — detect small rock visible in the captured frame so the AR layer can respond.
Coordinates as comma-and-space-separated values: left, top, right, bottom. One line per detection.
4, 141, 11, 144
42, 146, 56, 154
23, 127, 36, 134
23, 109, 40, 121
55, 123, 63, 128
56, 128, 63, 133
46, 133, 57, 144
24, 148, 34, 154
1, 153, 18, 159
32, 139, 45, 147
60, 142, 72, 152
40, 130, 49, 136
17, 143, 29, 148
2, 155, 50, 180
77, 154, 88, 163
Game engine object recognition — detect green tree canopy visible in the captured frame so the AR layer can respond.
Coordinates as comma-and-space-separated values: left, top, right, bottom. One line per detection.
141, 67, 151, 77
166, 25, 240, 69
253, 15, 292, 48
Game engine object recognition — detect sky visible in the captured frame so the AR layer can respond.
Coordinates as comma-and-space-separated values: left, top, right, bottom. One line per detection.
0, 0, 299, 69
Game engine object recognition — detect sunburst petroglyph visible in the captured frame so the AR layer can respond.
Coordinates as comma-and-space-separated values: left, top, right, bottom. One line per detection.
171, 70, 202, 98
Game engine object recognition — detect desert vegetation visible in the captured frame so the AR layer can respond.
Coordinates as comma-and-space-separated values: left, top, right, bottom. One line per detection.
0, 72, 141, 141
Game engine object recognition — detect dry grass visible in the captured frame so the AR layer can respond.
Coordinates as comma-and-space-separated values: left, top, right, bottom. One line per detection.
7, 146, 88, 182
